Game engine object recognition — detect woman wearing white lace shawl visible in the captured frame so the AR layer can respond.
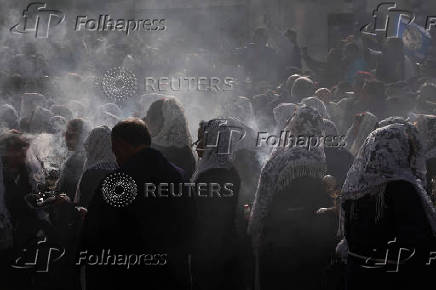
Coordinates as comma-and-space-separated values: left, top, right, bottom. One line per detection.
191, 118, 244, 290
144, 97, 196, 179
344, 111, 378, 156
96, 103, 122, 128
221, 96, 256, 129
248, 105, 335, 290
339, 123, 436, 290
273, 102, 297, 131
301, 96, 331, 120
75, 126, 118, 208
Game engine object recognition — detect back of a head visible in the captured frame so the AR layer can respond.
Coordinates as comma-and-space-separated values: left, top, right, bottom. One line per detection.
68, 118, 90, 135
286, 74, 301, 95
112, 117, 151, 147
291, 77, 315, 102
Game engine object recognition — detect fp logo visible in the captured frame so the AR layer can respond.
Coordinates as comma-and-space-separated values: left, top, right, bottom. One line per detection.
361, 2, 415, 38
204, 119, 245, 155
10, 2, 65, 38
11, 236, 65, 273
361, 238, 415, 273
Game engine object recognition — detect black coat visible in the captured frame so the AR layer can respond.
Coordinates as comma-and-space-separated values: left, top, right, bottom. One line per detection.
191, 166, 243, 290
152, 143, 196, 181
81, 147, 195, 290
260, 176, 336, 290
325, 147, 354, 187
344, 180, 436, 290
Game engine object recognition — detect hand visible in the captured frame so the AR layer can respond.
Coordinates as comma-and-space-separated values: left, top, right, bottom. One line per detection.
54, 193, 71, 205
243, 204, 251, 220
316, 208, 328, 214
76, 207, 88, 218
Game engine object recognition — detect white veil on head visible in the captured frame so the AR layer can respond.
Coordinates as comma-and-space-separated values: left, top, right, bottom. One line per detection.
323, 118, 339, 136
152, 97, 192, 149
273, 103, 297, 131
248, 105, 327, 247
340, 123, 436, 236
83, 125, 117, 170
191, 118, 245, 181
301, 96, 331, 120
221, 96, 255, 129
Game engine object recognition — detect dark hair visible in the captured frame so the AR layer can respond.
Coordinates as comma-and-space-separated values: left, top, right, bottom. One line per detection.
112, 117, 151, 147
67, 118, 87, 132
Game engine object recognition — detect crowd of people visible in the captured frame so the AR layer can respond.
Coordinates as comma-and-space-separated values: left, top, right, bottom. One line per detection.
0, 16, 436, 290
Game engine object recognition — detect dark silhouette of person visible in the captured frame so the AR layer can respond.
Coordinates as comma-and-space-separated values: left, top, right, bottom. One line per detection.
81, 118, 194, 290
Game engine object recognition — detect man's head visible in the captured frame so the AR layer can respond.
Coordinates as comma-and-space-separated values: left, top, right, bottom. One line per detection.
0, 130, 30, 172
65, 118, 89, 152
111, 118, 152, 166
291, 77, 316, 102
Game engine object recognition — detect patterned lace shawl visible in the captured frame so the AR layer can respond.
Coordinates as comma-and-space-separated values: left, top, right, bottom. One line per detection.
273, 103, 297, 131
301, 96, 331, 120
339, 124, 436, 237
83, 126, 116, 170
152, 97, 192, 149
248, 105, 327, 248
191, 118, 246, 181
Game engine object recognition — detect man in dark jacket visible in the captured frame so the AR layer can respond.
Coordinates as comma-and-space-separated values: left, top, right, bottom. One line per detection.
81, 118, 194, 290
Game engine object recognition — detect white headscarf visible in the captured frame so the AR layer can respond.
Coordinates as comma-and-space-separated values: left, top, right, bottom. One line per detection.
152, 97, 192, 148
83, 126, 117, 170
301, 96, 331, 120
248, 105, 327, 247
340, 123, 436, 237
191, 118, 248, 181
273, 103, 297, 130
344, 112, 378, 156
221, 96, 255, 128
377, 116, 409, 128
323, 118, 339, 136
96, 103, 122, 128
